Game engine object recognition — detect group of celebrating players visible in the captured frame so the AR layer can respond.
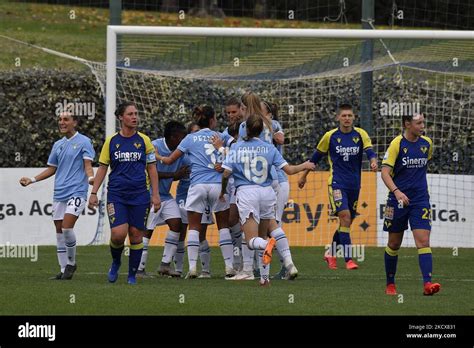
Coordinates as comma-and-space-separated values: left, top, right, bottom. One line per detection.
19, 90, 441, 296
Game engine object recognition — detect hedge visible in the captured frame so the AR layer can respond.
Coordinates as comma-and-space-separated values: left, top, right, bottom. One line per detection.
1, 68, 472, 175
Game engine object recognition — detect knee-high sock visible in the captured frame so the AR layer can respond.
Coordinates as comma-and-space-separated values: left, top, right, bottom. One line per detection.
162, 231, 180, 264
269, 227, 293, 268
384, 246, 399, 285
56, 233, 67, 273
337, 226, 352, 262
199, 240, 211, 273
241, 233, 255, 272
219, 228, 234, 269
230, 223, 242, 267
129, 242, 143, 277
418, 247, 433, 283
174, 240, 185, 273
138, 236, 150, 271
62, 228, 76, 266
187, 230, 200, 271
247, 237, 268, 250
258, 250, 270, 282
110, 240, 124, 265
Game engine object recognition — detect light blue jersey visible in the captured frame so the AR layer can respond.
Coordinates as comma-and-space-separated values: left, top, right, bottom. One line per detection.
271, 120, 288, 183
47, 132, 95, 201
239, 119, 284, 181
153, 138, 184, 202
222, 137, 287, 188
177, 128, 233, 185
176, 154, 191, 204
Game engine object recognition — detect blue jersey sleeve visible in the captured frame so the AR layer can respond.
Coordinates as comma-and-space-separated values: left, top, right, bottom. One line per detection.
238, 122, 247, 140
272, 120, 283, 134
222, 150, 234, 172
177, 134, 192, 154
310, 150, 325, 164
82, 138, 95, 161
47, 142, 59, 167
272, 147, 288, 169
220, 132, 234, 147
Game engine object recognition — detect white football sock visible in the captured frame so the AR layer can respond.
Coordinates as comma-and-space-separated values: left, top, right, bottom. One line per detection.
187, 230, 200, 271
230, 223, 242, 268
174, 240, 185, 273
241, 233, 254, 272
270, 227, 293, 268
62, 228, 76, 266
161, 231, 180, 264
199, 240, 211, 273
218, 228, 234, 269
56, 232, 67, 273
258, 250, 270, 282
248, 237, 268, 250
138, 236, 150, 271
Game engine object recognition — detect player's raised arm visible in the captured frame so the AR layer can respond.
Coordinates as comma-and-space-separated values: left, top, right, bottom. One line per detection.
19, 166, 56, 187
282, 161, 315, 175
298, 149, 326, 188
156, 148, 183, 165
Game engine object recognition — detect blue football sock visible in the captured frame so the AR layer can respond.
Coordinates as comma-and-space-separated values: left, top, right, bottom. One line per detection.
338, 226, 351, 262
110, 241, 124, 265
331, 230, 339, 256
418, 247, 433, 283
129, 243, 144, 277
384, 246, 399, 285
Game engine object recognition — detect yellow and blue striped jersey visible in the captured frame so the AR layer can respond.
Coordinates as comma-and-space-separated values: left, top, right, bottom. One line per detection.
382, 134, 433, 194
312, 127, 375, 189
99, 131, 156, 204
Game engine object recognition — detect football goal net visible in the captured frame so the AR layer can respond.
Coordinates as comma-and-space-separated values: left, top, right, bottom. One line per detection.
99, 26, 473, 248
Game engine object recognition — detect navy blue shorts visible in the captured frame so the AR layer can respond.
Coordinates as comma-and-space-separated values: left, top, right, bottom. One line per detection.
383, 194, 431, 232
328, 186, 360, 219
106, 201, 150, 231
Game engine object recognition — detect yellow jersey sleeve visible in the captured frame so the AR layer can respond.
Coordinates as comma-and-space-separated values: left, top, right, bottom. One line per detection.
355, 127, 373, 149
421, 136, 434, 161
382, 135, 402, 168
98, 135, 113, 166
139, 132, 157, 164
316, 131, 332, 153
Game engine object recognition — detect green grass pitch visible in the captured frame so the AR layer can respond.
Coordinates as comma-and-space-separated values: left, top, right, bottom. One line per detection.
0, 246, 472, 315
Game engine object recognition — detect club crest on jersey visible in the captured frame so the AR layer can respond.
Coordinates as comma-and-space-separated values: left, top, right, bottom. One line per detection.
337, 138, 341, 143
134, 142, 142, 149
333, 189, 343, 201
420, 146, 428, 154
384, 220, 392, 228
115, 144, 120, 149
107, 203, 115, 216
352, 136, 360, 144
384, 206, 394, 220
72, 143, 78, 149
402, 147, 408, 154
